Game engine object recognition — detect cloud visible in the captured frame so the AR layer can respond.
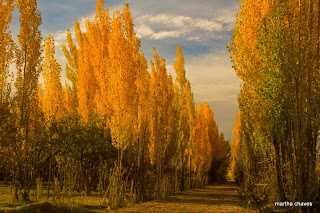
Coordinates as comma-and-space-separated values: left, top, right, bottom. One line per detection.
136, 24, 184, 40
138, 14, 224, 31
151, 30, 184, 40
135, 12, 234, 42
136, 24, 154, 37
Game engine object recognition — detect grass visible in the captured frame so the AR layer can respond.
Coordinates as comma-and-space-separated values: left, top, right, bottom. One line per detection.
0, 185, 22, 210
0, 185, 109, 212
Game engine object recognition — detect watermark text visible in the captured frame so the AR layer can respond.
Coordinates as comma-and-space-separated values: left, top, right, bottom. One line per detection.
274, 201, 313, 208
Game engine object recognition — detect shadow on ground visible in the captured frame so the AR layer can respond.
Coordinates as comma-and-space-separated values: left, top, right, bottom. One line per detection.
0, 202, 104, 213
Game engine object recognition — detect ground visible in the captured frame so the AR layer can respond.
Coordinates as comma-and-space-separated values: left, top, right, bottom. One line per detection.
0, 184, 254, 212
119, 185, 253, 213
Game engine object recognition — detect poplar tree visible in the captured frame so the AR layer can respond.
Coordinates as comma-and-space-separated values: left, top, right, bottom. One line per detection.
173, 45, 195, 191
149, 49, 175, 199
14, 0, 42, 201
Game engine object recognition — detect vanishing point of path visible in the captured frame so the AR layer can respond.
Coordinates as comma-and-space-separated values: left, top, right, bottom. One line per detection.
120, 184, 253, 213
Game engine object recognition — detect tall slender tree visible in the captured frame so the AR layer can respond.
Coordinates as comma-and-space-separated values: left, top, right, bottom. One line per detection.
149, 49, 176, 199
13, 0, 42, 201
173, 45, 195, 191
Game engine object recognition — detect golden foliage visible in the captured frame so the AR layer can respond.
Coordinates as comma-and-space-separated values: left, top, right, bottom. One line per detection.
41, 35, 64, 121
227, 113, 241, 181
0, 0, 14, 102
192, 103, 219, 174
149, 50, 175, 164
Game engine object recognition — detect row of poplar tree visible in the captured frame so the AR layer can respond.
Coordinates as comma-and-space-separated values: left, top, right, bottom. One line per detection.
228, 0, 320, 209
0, 0, 230, 207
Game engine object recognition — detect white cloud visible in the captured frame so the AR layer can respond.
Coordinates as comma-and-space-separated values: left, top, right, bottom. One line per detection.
138, 14, 224, 31
151, 30, 184, 40
135, 12, 234, 41
136, 24, 155, 38
136, 24, 184, 40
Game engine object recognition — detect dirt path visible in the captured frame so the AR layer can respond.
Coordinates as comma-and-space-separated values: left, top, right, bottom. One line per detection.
120, 184, 254, 213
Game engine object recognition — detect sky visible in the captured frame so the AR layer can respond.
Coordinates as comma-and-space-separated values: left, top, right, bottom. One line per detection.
13, 0, 241, 140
